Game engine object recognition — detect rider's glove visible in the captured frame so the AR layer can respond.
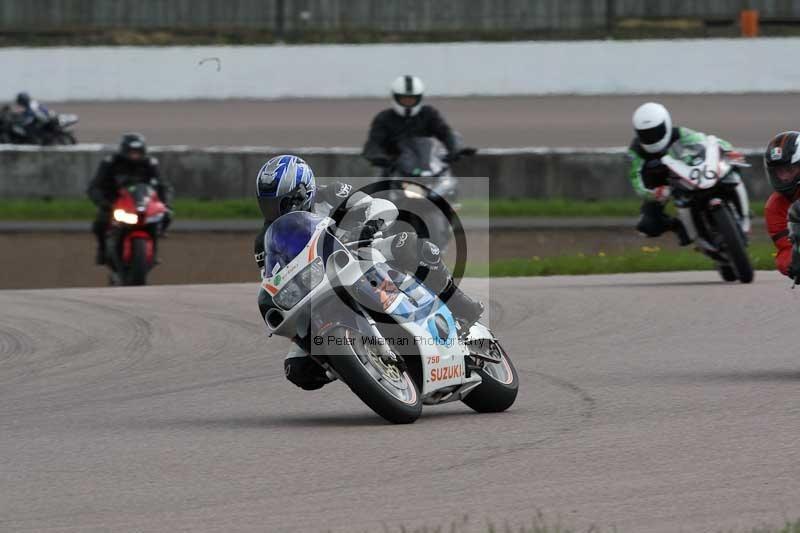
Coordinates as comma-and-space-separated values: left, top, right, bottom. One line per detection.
652, 185, 672, 203
642, 159, 671, 190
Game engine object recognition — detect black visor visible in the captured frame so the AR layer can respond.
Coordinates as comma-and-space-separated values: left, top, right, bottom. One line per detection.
393, 93, 422, 108
636, 123, 667, 145
767, 163, 800, 195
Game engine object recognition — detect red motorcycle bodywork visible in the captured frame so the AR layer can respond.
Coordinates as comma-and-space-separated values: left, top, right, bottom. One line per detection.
109, 186, 167, 267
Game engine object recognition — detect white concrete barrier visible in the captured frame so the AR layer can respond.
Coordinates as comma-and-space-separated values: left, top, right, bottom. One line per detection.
2, 38, 799, 101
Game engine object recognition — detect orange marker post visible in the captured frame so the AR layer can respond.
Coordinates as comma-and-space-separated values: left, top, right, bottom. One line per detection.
740, 9, 759, 38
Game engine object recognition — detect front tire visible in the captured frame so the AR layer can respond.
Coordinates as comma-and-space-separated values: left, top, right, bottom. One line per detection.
462, 340, 519, 413
326, 328, 422, 424
126, 238, 149, 286
711, 207, 753, 284
717, 264, 737, 282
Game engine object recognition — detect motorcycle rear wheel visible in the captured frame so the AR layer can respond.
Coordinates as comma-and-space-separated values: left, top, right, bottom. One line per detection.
711, 207, 753, 284
325, 327, 422, 424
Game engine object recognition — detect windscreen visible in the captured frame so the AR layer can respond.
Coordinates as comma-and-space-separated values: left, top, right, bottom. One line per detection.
395, 137, 437, 175
264, 211, 325, 276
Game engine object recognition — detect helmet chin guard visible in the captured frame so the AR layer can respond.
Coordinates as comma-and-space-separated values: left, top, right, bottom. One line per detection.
391, 75, 424, 117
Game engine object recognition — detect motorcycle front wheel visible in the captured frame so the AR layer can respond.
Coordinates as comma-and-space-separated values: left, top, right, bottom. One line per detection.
711, 207, 754, 284
55, 132, 77, 145
462, 340, 519, 413
125, 238, 149, 286
325, 327, 422, 424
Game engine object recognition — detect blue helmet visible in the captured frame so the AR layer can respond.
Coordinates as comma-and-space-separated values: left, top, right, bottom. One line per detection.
255, 155, 316, 222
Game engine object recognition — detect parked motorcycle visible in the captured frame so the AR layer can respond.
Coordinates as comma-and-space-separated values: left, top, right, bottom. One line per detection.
382, 136, 475, 251
38, 111, 78, 145
660, 135, 753, 283
105, 183, 168, 286
258, 210, 518, 424
0, 106, 78, 145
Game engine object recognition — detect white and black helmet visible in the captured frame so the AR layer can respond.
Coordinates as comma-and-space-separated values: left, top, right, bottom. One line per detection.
633, 102, 673, 154
391, 75, 424, 117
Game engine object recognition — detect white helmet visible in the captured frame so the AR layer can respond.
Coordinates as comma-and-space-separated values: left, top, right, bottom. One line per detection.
391, 75, 425, 117
632, 102, 673, 154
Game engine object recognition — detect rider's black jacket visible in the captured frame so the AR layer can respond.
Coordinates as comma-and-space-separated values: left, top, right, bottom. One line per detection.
87, 155, 173, 208
628, 127, 681, 190
362, 105, 457, 167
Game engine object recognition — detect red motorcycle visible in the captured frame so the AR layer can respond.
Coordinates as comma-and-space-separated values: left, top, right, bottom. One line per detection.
106, 183, 168, 286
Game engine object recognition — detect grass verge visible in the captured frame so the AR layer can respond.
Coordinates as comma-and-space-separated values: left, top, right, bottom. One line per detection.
464, 243, 777, 278
0, 198, 767, 221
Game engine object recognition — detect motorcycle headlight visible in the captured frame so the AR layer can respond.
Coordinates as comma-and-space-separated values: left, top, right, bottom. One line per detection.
113, 209, 139, 224
273, 258, 325, 310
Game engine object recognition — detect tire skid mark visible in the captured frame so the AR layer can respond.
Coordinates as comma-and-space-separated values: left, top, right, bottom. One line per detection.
0, 295, 159, 406
0, 324, 36, 368
0, 371, 278, 420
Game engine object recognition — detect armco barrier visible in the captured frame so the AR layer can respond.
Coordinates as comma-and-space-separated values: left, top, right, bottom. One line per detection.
0, 145, 771, 201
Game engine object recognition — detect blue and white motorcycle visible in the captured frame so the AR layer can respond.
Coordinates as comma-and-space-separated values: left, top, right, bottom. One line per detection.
257, 210, 518, 424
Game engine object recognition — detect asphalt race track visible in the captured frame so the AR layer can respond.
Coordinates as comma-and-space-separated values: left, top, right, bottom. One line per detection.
2, 272, 800, 532
56, 93, 800, 148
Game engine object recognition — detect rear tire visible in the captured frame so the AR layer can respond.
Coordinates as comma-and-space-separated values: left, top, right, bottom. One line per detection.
711, 207, 754, 284
126, 238, 149, 286
462, 341, 519, 413
326, 328, 422, 424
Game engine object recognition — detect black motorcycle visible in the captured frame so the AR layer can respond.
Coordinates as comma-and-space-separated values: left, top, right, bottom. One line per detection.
0, 106, 78, 145
381, 136, 475, 252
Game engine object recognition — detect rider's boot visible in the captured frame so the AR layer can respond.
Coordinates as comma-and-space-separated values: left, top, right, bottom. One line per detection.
669, 217, 692, 247
92, 218, 107, 265
284, 338, 333, 391
95, 240, 107, 265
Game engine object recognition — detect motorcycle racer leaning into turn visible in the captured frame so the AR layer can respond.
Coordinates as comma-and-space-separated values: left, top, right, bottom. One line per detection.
628, 102, 751, 246
253, 155, 484, 391
763, 131, 800, 283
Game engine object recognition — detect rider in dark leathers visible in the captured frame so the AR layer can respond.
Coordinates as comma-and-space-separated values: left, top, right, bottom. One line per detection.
254, 155, 484, 391
87, 133, 173, 265
362, 75, 461, 173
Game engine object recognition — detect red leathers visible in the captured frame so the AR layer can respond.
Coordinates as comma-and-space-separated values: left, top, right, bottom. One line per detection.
763, 131, 800, 277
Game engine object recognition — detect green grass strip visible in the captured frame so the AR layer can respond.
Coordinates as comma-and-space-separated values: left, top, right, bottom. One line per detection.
464, 243, 778, 278
0, 198, 768, 221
